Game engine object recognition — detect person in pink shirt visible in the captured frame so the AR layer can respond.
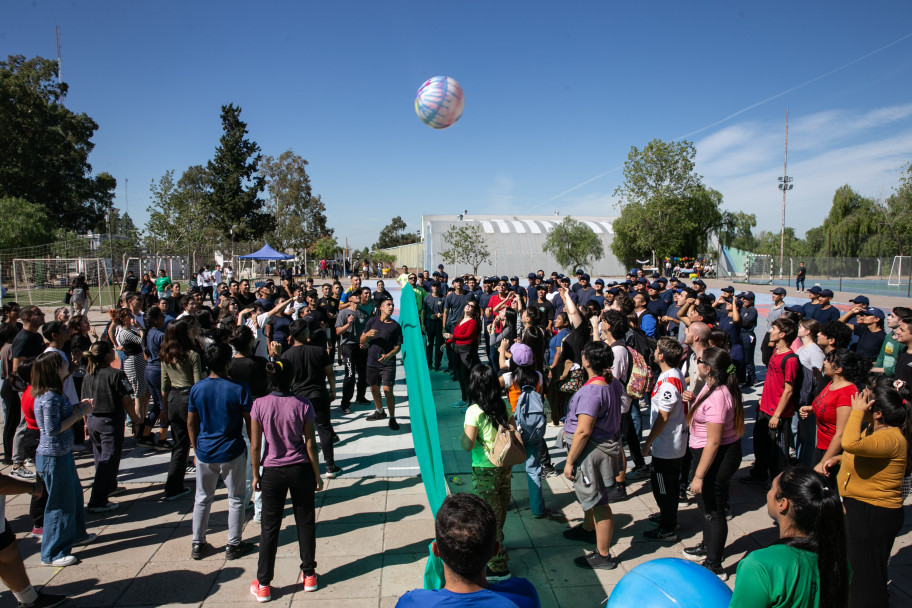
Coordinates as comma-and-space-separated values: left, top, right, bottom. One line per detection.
680, 347, 745, 581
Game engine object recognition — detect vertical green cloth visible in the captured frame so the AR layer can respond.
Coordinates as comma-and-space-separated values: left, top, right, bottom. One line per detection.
397, 285, 448, 589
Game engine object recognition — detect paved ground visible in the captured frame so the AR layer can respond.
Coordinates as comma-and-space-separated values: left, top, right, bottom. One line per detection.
2, 279, 912, 606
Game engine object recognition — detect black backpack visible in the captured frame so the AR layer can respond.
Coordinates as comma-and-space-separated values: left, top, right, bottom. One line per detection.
626, 327, 657, 370
780, 352, 810, 407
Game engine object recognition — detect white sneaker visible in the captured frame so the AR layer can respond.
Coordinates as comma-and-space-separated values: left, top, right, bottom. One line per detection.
10, 465, 36, 480
42, 555, 78, 567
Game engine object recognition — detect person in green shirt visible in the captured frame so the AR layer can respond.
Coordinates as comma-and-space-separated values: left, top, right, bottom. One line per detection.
730, 467, 848, 608
155, 269, 172, 299
404, 273, 427, 329
872, 306, 911, 376
461, 365, 514, 581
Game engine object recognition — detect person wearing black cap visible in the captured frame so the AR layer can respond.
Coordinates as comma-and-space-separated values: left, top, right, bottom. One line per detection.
591, 279, 606, 308
736, 292, 758, 385
691, 279, 706, 295
437, 264, 449, 286
762, 288, 788, 366
646, 283, 669, 335
575, 274, 595, 308
839, 295, 869, 329
443, 278, 476, 375
423, 282, 446, 371
803, 287, 822, 320
477, 278, 496, 367
813, 289, 840, 324
552, 277, 577, 319
843, 307, 887, 362
530, 285, 555, 331
795, 262, 806, 291
509, 277, 528, 308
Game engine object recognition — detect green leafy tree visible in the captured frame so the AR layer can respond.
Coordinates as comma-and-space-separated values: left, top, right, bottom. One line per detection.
259, 150, 332, 255
719, 211, 757, 251
374, 216, 420, 249
311, 236, 341, 261
873, 162, 912, 258
0, 197, 54, 250
542, 216, 604, 273
0, 55, 116, 232
612, 139, 722, 264
145, 166, 222, 259
438, 224, 492, 275
206, 104, 270, 240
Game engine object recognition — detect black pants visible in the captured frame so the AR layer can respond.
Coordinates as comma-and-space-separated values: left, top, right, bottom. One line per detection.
87, 412, 125, 507
257, 463, 317, 584
651, 456, 682, 531
300, 394, 334, 467
740, 331, 756, 381
540, 441, 552, 470
340, 344, 367, 406
691, 441, 742, 566
425, 319, 444, 369
750, 411, 792, 482
165, 390, 191, 496
620, 409, 645, 469
453, 343, 478, 402
759, 332, 773, 367
844, 496, 905, 608
1, 381, 20, 462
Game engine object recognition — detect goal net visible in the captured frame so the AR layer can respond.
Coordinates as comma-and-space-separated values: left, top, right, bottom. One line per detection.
12, 258, 115, 311
888, 256, 911, 286
744, 254, 773, 285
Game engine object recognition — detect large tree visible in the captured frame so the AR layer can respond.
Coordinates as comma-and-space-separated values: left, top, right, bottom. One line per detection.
0, 197, 54, 250
438, 224, 492, 275
374, 216, 420, 249
146, 166, 222, 258
206, 104, 271, 240
543, 216, 604, 272
0, 55, 116, 232
612, 139, 722, 264
259, 150, 332, 255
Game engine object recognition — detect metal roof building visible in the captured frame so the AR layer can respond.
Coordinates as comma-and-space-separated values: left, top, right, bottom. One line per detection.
421, 213, 626, 278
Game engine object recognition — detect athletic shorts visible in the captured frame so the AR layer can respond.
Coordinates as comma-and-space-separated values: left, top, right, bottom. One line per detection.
366, 365, 396, 388
0, 519, 14, 551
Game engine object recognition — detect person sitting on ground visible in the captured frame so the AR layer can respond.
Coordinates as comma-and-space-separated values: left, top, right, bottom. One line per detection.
395, 493, 540, 608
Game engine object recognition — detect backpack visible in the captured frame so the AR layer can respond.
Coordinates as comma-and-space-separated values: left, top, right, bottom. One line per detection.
71, 287, 85, 303
781, 352, 809, 407
515, 385, 546, 444
625, 346, 653, 399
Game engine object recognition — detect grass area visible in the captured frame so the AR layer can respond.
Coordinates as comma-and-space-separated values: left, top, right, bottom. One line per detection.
2, 284, 122, 309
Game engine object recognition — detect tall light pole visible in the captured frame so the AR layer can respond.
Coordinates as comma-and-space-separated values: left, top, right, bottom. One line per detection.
777, 108, 793, 279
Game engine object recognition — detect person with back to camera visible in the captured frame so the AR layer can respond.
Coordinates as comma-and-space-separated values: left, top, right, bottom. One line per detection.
729, 467, 849, 608
820, 375, 911, 607
395, 493, 540, 608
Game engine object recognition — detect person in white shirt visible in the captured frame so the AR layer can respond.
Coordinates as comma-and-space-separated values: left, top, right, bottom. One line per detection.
642, 337, 687, 541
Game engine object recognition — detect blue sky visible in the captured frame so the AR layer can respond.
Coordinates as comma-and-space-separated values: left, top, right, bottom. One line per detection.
4, 1, 912, 251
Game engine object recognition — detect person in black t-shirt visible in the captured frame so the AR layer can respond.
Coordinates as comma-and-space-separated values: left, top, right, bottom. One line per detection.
282, 320, 339, 478
228, 326, 270, 399
852, 308, 887, 362
531, 285, 555, 331
361, 300, 403, 430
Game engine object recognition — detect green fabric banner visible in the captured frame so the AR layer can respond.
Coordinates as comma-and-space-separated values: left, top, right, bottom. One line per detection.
397, 285, 448, 588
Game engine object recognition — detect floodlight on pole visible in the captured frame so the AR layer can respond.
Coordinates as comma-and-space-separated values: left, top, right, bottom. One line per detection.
777, 108, 793, 279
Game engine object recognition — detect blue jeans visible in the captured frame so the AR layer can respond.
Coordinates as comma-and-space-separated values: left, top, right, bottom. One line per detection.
523, 440, 545, 516
145, 364, 163, 427
36, 451, 87, 563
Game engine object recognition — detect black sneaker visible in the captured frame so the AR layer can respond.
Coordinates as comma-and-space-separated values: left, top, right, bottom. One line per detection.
739, 473, 767, 485
340, 405, 351, 415
485, 566, 511, 581
647, 512, 663, 525
136, 436, 156, 448
725, 506, 733, 520
365, 410, 387, 421
562, 524, 596, 543
226, 540, 254, 560
682, 543, 707, 562
353, 398, 371, 405
541, 465, 559, 478
606, 485, 627, 503
574, 550, 618, 570
190, 542, 210, 560
389, 417, 400, 431
643, 527, 679, 542
700, 559, 728, 581
18, 591, 68, 608
153, 440, 174, 451
627, 465, 650, 481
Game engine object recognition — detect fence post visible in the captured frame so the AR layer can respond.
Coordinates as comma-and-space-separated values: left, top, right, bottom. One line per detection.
857, 259, 861, 278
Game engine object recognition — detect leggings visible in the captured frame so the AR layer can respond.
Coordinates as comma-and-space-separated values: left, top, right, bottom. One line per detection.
690, 440, 742, 566
844, 496, 904, 608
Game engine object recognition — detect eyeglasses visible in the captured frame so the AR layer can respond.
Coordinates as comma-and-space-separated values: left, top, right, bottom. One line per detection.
696, 357, 705, 364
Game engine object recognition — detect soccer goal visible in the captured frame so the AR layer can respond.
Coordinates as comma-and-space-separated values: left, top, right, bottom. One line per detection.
12, 258, 115, 311
744, 255, 773, 285
888, 256, 911, 286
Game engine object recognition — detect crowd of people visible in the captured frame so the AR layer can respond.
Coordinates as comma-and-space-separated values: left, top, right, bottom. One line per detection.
0, 262, 910, 607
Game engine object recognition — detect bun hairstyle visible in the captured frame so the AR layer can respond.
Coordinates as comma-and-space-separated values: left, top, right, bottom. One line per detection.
265, 360, 294, 393
581, 340, 614, 382
85, 341, 114, 375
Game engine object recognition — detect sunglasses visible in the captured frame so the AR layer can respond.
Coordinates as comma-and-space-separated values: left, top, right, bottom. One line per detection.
697, 357, 705, 364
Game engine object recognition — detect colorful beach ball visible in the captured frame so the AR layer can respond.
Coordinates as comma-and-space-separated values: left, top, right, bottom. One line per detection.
415, 76, 465, 129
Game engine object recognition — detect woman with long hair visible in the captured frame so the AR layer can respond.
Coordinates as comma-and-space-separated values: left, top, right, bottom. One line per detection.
681, 346, 745, 580
67, 314, 98, 344
798, 349, 870, 482
2, 302, 22, 329
444, 301, 481, 407
822, 376, 911, 607
81, 341, 138, 513
561, 341, 625, 570
0, 323, 21, 464
139, 307, 170, 449
111, 308, 149, 439
248, 361, 324, 601
160, 317, 204, 500
461, 365, 514, 580
32, 351, 95, 566
730, 467, 848, 608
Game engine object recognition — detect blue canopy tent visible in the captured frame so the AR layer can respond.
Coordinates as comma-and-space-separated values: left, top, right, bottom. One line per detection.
236, 244, 295, 282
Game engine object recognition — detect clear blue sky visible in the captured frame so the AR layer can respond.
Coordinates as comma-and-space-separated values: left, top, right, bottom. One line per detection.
4, 1, 912, 250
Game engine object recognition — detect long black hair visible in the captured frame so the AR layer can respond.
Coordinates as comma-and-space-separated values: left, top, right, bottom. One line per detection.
826, 348, 871, 385
775, 467, 848, 608
468, 365, 509, 429
869, 375, 912, 473
520, 325, 547, 374
687, 346, 745, 436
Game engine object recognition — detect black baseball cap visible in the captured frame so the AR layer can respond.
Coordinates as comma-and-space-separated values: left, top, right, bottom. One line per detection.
580, 273, 590, 281
648, 282, 662, 290
693, 279, 706, 286
594, 278, 604, 285
721, 286, 734, 293
849, 295, 870, 306
527, 273, 537, 279
808, 286, 822, 294
771, 287, 787, 295
786, 305, 805, 315
819, 289, 834, 298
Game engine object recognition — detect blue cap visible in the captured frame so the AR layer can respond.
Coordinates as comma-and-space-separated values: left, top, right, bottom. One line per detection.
594, 278, 604, 285
771, 287, 787, 295
786, 305, 805, 315
721, 285, 734, 293
850, 295, 870, 306
648, 282, 662, 290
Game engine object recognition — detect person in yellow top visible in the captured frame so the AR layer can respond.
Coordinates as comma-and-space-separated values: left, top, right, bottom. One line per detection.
821, 376, 911, 608
396, 265, 410, 287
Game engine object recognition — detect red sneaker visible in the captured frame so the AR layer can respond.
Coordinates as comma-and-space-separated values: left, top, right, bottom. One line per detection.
249, 580, 271, 602
297, 572, 318, 592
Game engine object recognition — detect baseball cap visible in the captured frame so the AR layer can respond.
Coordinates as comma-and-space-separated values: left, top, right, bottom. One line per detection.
649, 282, 662, 290
536, 284, 547, 291
576, 268, 584, 275
808, 286, 822, 294
771, 287, 787, 295
693, 279, 706, 286
865, 307, 885, 319
786, 305, 805, 315
849, 295, 870, 306
741, 291, 755, 301
657, 277, 668, 284
607, 287, 619, 295
510, 276, 519, 281
721, 285, 735, 293
637, 277, 648, 284
500, 275, 509, 282
580, 273, 590, 281
510, 343, 533, 366
819, 289, 834, 298
527, 273, 537, 279
594, 278, 604, 285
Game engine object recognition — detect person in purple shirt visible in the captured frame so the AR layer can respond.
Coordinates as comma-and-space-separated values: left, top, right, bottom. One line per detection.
396, 493, 539, 608
249, 361, 324, 602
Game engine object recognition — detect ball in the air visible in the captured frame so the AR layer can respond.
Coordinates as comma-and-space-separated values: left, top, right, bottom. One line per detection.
606, 558, 732, 608
415, 76, 465, 129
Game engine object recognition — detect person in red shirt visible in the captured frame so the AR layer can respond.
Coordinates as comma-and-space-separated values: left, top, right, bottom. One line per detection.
743, 318, 799, 486
445, 302, 481, 408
